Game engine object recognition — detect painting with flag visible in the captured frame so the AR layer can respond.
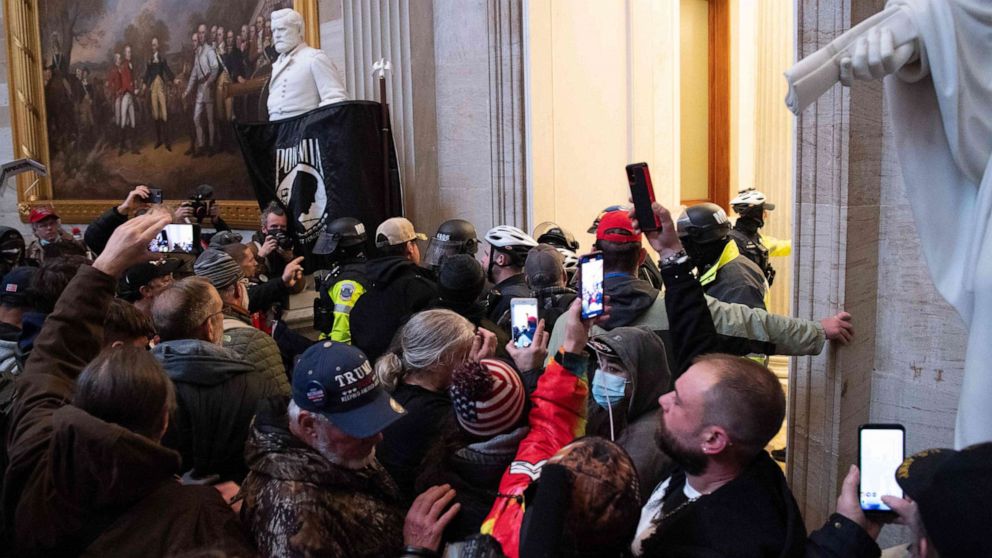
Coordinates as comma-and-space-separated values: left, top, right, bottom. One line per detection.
234, 100, 402, 271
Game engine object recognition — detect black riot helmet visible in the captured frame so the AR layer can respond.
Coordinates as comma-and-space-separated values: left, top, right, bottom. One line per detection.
677, 203, 732, 269
313, 217, 368, 256
0, 226, 26, 278
532, 221, 580, 252
425, 218, 479, 271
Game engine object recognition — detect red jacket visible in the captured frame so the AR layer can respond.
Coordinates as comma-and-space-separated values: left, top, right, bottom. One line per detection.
480, 351, 588, 558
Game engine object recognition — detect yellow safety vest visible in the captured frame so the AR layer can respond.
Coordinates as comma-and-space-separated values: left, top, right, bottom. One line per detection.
318, 279, 367, 344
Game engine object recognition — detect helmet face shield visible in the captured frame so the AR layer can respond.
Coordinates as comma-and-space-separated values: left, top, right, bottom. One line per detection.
425, 237, 474, 269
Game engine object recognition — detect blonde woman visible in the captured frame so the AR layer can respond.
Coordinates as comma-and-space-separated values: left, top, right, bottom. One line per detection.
375, 309, 495, 501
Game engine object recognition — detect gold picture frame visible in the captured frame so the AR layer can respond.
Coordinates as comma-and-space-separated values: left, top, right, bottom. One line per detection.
3, 0, 320, 228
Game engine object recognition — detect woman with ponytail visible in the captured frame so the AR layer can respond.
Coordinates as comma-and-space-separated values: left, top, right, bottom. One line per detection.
376, 309, 495, 502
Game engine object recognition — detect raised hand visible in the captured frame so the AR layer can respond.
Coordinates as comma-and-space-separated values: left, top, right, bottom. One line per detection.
93, 210, 172, 278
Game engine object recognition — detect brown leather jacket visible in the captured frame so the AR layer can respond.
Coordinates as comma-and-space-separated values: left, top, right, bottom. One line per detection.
1, 265, 255, 556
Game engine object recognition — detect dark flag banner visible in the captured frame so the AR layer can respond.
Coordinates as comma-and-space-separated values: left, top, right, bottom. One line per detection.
234, 100, 402, 271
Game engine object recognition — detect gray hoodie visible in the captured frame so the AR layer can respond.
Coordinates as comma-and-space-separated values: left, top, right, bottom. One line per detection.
587, 327, 672, 498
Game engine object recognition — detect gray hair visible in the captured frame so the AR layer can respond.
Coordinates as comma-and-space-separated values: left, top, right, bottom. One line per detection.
375, 309, 476, 391
271, 8, 304, 31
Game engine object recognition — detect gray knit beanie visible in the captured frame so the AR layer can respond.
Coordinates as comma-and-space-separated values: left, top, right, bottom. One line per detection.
194, 248, 243, 289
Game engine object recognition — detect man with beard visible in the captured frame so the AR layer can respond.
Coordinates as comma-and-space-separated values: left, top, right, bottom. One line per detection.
238, 340, 409, 557
630, 202, 884, 558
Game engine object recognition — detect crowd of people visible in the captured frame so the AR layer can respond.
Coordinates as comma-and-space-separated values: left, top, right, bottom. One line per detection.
0, 183, 985, 558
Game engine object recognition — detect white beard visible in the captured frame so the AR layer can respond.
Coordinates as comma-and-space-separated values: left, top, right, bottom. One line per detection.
316, 442, 376, 470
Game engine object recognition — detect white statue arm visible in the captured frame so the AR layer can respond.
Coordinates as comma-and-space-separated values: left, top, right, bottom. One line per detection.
311, 51, 349, 107
784, 4, 926, 115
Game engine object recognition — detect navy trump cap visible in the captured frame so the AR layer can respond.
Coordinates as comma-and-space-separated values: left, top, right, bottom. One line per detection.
292, 341, 406, 438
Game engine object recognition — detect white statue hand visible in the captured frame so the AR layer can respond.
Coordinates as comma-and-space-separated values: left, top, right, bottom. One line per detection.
839, 26, 917, 86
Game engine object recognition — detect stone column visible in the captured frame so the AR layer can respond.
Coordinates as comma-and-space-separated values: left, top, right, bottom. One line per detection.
788, 0, 885, 530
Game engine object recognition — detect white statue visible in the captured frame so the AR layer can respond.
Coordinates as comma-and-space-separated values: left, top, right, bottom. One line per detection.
266, 8, 348, 120
786, 0, 992, 448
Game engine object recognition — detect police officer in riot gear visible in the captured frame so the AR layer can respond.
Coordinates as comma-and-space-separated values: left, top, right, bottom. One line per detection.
312, 217, 370, 343
533, 221, 581, 283
677, 202, 768, 310
729, 189, 777, 286
423, 219, 479, 273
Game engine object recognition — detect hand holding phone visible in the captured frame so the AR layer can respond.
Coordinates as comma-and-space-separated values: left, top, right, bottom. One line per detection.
578, 252, 604, 320
149, 224, 198, 254
858, 423, 905, 517
511, 298, 539, 348
626, 162, 661, 232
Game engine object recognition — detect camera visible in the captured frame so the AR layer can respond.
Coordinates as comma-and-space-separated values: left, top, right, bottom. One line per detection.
268, 230, 293, 250
146, 188, 163, 204
186, 184, 214, 222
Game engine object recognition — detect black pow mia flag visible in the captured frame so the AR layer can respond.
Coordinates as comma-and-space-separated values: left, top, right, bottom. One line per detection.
234, 101, 402, 271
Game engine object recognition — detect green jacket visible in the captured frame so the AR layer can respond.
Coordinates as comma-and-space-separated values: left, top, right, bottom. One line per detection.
548, 290, 824, 360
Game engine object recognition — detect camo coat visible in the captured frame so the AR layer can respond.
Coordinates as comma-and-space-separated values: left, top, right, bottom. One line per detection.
239, 396, 405, 558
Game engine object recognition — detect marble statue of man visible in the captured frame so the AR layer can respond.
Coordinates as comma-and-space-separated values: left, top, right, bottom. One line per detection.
787, 0, 992, 448
266, 8, 348, 120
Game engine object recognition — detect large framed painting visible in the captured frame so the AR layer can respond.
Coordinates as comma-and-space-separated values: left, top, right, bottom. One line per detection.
4, 0, 320, 227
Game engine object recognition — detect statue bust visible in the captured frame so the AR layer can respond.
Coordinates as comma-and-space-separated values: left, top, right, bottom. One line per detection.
266, 9, 348, 120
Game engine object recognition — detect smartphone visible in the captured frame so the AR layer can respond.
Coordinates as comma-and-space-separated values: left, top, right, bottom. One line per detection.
147, 188, 164, 204
858, 423, 905, 516
149, 224, 198, 254
511, 298, 539, 348
578, 252, 605, 320
626, 162, 660, 232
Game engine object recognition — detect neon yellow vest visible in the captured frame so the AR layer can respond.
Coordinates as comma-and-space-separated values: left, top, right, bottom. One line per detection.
318, 279, 367, 343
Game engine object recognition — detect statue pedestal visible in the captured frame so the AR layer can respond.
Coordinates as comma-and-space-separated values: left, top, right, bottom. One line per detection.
282, 274, 318, 339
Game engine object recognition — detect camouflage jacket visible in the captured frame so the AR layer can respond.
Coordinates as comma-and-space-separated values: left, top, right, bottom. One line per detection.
239, 396, 405, 558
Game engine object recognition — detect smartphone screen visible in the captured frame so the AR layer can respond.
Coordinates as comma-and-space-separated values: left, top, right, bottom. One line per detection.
150, 224, 197, 254
579, 252, 604, 320
858, 424, 905, 513
511, 298, 539, 348
626, 162, 660, 232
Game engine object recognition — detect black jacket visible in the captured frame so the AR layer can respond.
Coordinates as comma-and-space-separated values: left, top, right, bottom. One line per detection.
416, 423, 528, 545
350, 256, 437, 361
602, 273, 659, 330
83, 206, 128, 256
247, 276, 289, 314
704, 255, 768, 310
638, 452, 808, 558
486, 273, 531, 326
377, 382, 452, 503
534, 285, 577, 332
152, 339, 282, 482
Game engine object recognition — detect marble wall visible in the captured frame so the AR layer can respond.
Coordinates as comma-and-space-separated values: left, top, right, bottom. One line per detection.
790, 0, 965, 532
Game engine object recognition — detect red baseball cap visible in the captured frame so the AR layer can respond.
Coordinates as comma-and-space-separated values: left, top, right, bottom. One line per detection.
29, 206, 59, 223
596, 210, 642, 244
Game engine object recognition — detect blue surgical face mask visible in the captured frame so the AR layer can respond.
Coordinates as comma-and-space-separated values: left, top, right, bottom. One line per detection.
591, 369, 629, 409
